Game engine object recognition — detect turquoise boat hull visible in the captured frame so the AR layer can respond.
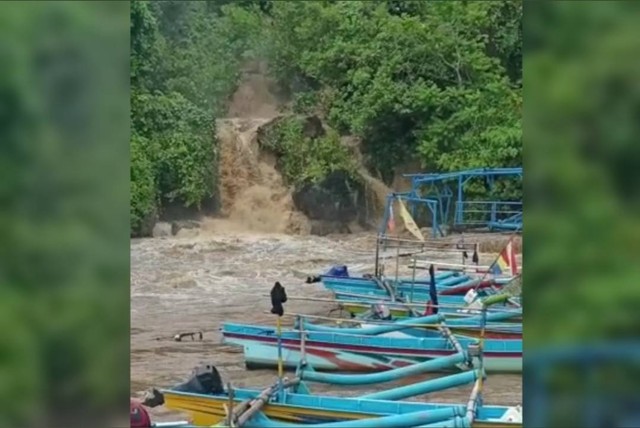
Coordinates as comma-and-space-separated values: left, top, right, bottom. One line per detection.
321, 274, 502, 297
334, 292, 520, 320
221, 323, 522, 373
299, 311, 522, 340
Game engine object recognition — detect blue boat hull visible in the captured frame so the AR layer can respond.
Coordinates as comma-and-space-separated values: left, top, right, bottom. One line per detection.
221, 323, 522, 373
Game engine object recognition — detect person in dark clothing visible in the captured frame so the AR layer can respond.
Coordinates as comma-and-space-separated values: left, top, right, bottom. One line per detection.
424, 264, 439, 316
270, 281, 287, 316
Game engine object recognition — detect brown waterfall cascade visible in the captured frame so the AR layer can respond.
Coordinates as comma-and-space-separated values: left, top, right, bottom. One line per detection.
340, 136, 392, 228
210, 62, 390, 235
215, 117, 311, 234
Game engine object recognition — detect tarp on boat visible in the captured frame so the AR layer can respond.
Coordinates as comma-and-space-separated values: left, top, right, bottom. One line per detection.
325, 265, 349, 277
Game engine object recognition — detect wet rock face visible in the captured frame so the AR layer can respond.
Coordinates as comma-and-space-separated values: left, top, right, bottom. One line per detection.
160, 198, 217, 222
135, 209, 158, 238
151, 220, 203, 238
152, 222, 172, 238
171, 220, 201, 236
292, 170, 365, 230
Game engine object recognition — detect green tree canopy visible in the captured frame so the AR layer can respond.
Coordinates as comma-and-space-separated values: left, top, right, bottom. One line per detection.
130, 0, 522, 235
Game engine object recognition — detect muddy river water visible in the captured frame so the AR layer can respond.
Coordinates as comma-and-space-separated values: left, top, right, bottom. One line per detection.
130, 224, 522, 422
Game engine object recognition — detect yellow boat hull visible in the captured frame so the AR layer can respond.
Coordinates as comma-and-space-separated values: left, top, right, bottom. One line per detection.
163, 391, 521, 428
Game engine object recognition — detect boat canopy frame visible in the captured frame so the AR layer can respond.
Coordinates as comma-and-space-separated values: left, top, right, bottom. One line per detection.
382, 168, 522, 238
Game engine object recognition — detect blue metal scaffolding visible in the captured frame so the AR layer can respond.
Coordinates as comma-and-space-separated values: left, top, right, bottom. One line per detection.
380, 167, 522, 238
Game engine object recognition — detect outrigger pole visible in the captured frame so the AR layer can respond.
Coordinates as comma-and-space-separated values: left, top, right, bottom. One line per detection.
374, 233, 381, 277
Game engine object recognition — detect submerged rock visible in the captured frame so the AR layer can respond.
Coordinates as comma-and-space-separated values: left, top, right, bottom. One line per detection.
309, 220, 352, 236
292, 171, 363, 222
171, 220, 201, 236
152, 222, 172, 238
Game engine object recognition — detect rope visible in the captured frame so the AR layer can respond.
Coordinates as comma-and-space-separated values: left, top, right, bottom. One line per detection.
437, 324, 465, 355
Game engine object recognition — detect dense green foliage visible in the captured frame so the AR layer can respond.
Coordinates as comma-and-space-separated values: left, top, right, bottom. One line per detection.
130, 1, 260, 235
264, 1, 522, 182
260, 117, 357, 185
130, 0, 522, 234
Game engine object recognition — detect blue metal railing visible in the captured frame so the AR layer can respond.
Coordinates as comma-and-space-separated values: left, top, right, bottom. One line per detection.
380, 193, 444, 238
378, 168, 523, 237
454, 201, 522, 231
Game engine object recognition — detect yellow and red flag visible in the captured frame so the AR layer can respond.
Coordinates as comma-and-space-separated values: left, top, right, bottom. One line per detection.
397, 198, 424, 241
489, 239, 518, 276
387, 202, 395, 232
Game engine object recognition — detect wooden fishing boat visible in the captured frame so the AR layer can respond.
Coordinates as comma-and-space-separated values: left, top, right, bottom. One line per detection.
321, 272, 508, 297
339, 299, 521, 321
162, 390, 521, 427
333, 294, 521, 324
236, 411, 473, 428
376, 322, 521, 340
334, 288, 521, 320
332, 286, 468, 304
150, 363, 522, 428
221, 323, 522, 373
299, 311, 522, 340
322, 263, 520, 322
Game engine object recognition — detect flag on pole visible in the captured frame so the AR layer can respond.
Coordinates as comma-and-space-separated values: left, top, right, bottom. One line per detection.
489, 239, 518, 276
397, 198, 424, 241
387, 202, 395, 232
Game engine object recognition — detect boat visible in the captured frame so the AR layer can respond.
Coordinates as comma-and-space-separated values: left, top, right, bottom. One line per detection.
146, 363, 522, 427
298, 309, 522, 340
235, 410, 474, 428
320, 272, 509, 297
161, 386, 521, 427
313, 262, 515, 300
327, 271, 520, 316
338, 298, 521, 320
220, 322, 522, 373
334, 282, 521, 320
331, 286, 469, 305
334, 290, 520, 316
